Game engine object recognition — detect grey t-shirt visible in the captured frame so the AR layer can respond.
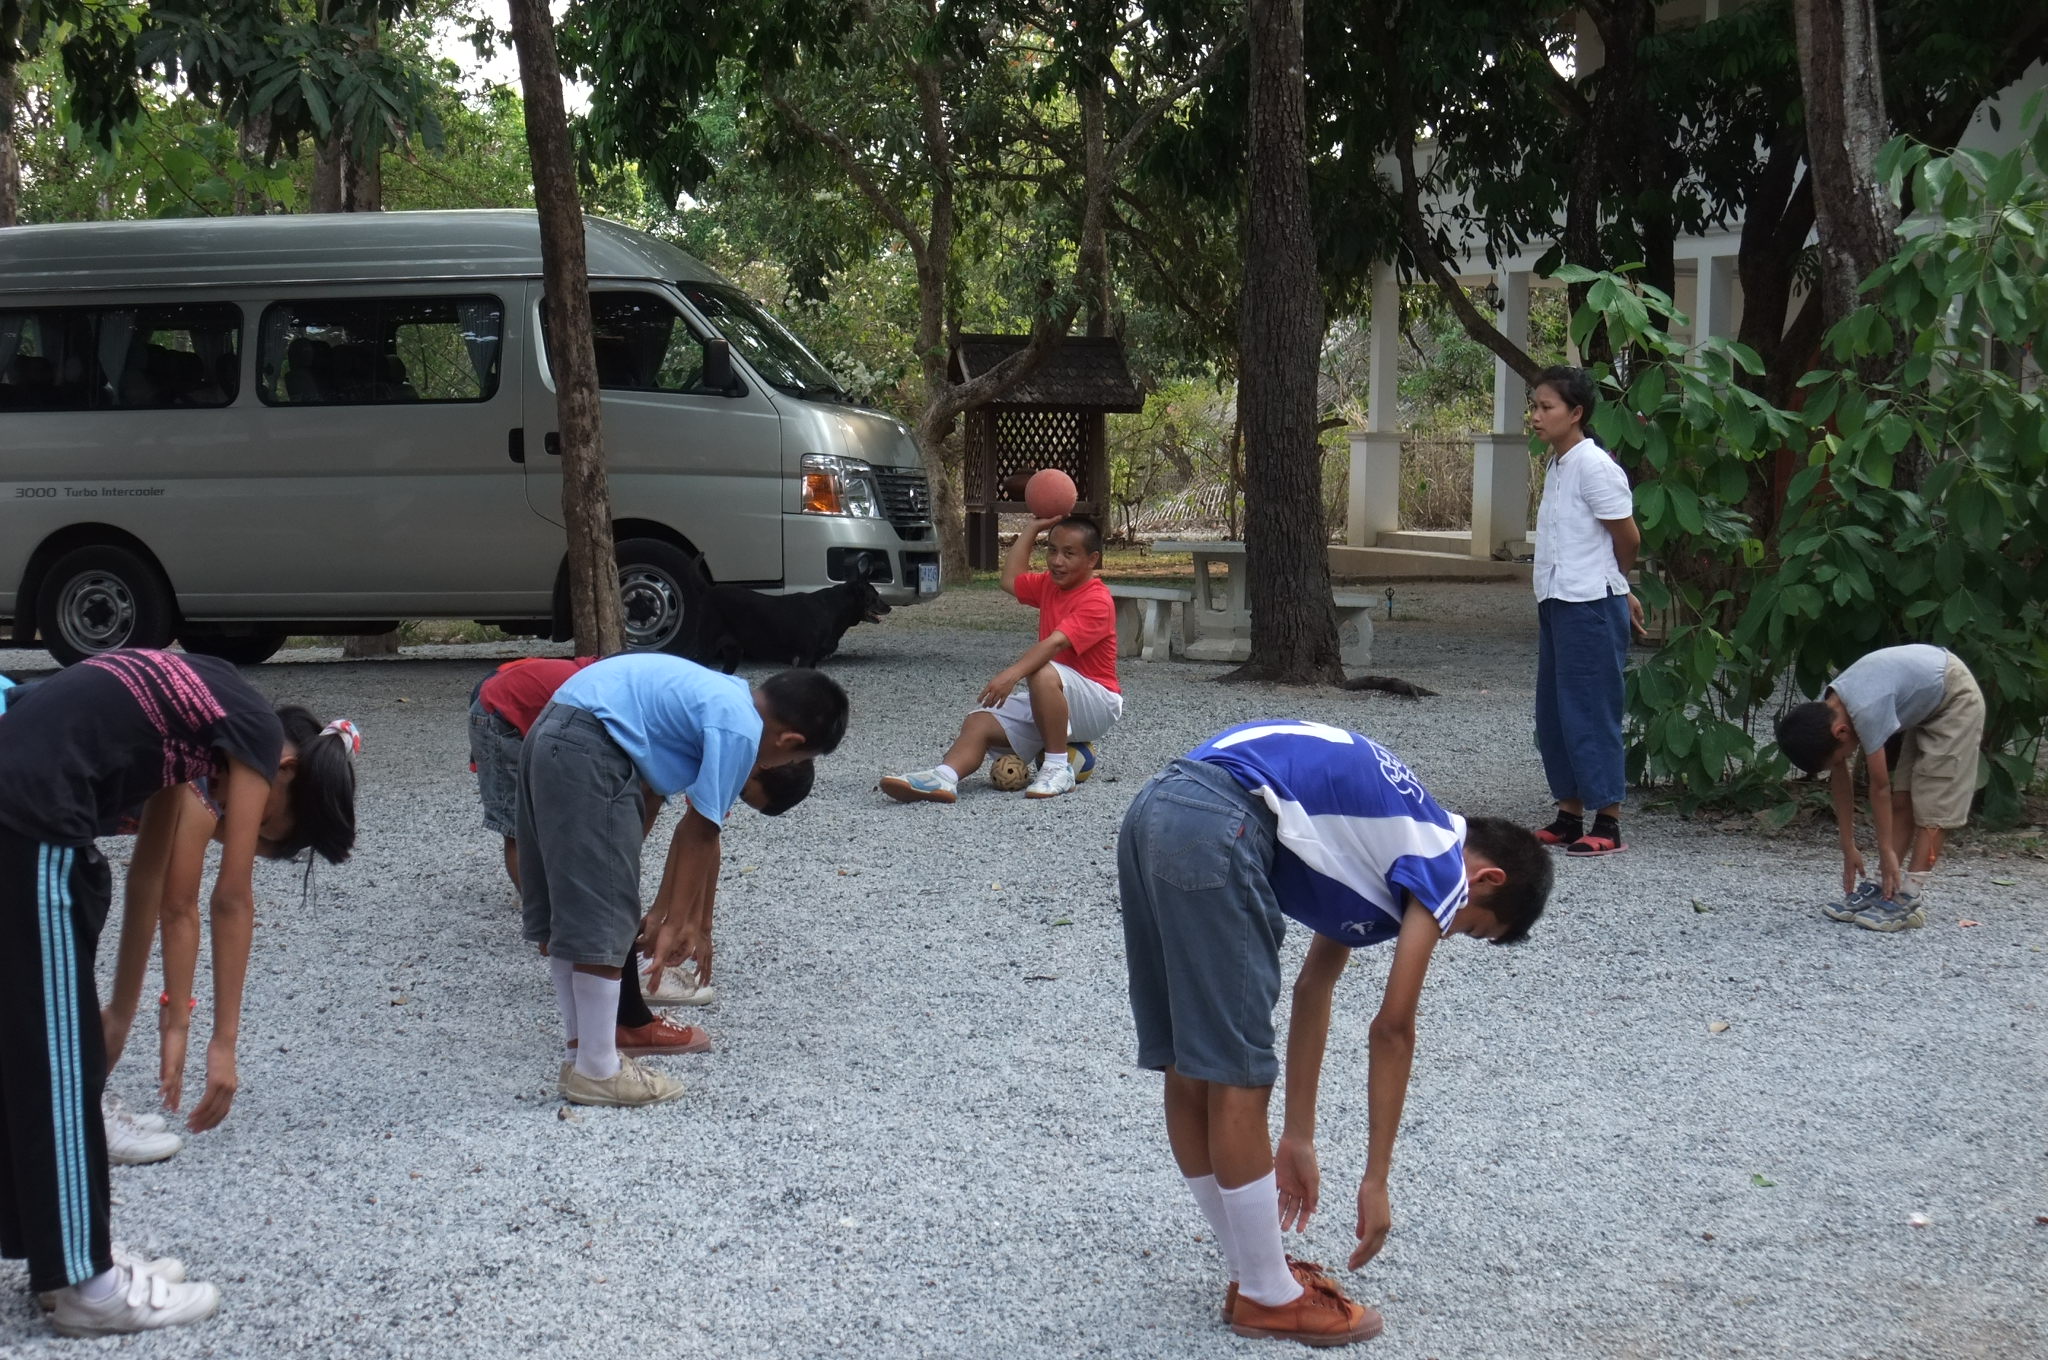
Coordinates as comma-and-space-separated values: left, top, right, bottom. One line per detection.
1828, 644, 1950, 754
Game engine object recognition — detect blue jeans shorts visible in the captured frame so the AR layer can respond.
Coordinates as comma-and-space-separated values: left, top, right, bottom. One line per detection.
1117, 758, 1286, 1087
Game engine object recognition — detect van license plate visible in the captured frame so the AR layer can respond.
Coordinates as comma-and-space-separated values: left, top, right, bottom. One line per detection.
918, 562, 940, 595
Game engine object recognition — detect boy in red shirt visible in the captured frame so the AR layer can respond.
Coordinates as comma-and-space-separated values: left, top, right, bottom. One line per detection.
882, 515, 1122, 802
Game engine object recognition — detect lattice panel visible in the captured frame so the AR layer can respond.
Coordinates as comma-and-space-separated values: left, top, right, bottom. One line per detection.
993, 407, 1086, 486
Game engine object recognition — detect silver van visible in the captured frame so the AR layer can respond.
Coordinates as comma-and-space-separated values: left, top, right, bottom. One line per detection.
0, 210, 938, 665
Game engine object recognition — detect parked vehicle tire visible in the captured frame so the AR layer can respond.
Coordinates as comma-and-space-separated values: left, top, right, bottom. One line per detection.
35, 544, 177, 665
614, 538, 701, 655
178, 630, 289, 667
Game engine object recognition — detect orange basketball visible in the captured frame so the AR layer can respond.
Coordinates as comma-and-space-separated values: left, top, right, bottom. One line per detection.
1025, 468, 1078, 518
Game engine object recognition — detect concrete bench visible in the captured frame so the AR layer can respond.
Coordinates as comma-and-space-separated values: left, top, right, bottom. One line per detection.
1107, 584, 1193, 662
1331, 590, 1377, 667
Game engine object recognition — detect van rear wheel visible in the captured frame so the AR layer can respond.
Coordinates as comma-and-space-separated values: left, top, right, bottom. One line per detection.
615, 538, 701, 655
179, 631, 289, 667
36, 545, 177, 666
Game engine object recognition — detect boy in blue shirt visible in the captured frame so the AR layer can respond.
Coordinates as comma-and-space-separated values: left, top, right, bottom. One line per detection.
518, 654, 848, 1108
1118, 720, 1552, 1345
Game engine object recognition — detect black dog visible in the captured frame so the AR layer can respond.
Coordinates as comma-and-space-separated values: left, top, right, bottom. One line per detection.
685, 574, 892, 672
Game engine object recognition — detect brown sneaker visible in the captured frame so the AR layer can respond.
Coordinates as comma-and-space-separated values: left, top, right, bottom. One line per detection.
1231, 1262, 1383, 1347
616, 1017, 711, 1056
1222, 1281, 1239, 1323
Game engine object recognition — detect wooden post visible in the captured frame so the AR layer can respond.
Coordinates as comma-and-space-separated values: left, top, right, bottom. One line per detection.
508, 0, 626, 655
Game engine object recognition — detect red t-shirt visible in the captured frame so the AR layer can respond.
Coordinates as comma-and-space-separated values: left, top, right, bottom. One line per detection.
1013, 573, 1119, 693
480, 657, 599, 736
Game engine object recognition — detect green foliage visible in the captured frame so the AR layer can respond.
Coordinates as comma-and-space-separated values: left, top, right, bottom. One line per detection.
1563, 114, 2048, 825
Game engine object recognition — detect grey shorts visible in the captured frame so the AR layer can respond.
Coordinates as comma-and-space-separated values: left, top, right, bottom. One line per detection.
1117, 758, 1285, 1087
469, 692, 523, 838
516, 703, 645, 967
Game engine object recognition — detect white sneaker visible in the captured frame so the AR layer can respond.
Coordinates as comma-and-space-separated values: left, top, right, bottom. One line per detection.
102, 1097, 181, 1163
1024, 762, 1077, 799
641, 967, 716, 1008
40, 1245, 187, 1312
48, 1265, 220, 1337
105, 1101, 182, 1165
103, 1092, 170, 1134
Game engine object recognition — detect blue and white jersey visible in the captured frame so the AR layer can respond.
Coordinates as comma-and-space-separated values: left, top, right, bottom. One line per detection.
1190, 720, 1468, 947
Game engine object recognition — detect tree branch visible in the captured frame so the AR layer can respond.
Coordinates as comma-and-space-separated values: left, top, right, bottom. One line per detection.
768, 88, 931, 270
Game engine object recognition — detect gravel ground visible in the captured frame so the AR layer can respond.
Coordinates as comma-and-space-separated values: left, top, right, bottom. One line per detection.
2, 583, 2043, 1359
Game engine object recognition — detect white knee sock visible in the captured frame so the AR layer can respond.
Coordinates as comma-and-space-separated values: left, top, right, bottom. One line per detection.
1220, 1172, 1302, 1307
549, 955, 578, 1059
570, 971, 621, 1079
1184, 1174, 1241, 1282
1040, 750, 1070, 772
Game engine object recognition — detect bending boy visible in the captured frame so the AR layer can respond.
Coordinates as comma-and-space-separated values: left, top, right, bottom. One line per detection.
882, 515, 1121, 802
1119, 720, 1552, 1345
1775, 644, 1986, 932
518, 654, 847, 1108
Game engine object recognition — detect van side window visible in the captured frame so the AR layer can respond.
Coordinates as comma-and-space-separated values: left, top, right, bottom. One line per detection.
0, 303, 242, 411
542, 291, 705, 393
258, 296, 503, 405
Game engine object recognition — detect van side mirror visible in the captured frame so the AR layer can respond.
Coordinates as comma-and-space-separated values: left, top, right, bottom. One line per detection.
702, 338, 738, 395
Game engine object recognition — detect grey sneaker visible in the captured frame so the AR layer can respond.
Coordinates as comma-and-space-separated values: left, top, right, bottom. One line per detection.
1852, 891, 1926, 932
1822, 881, 1882, 923
558, 1055, 684, 1108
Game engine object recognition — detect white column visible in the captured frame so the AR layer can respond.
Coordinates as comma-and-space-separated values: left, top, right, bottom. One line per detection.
1472, 270, 1532, 558
1693, 253, 1738, 346
1348, 260, 1403, 547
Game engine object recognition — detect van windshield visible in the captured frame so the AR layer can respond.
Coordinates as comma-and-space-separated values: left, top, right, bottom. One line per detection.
677, 282, 847, 401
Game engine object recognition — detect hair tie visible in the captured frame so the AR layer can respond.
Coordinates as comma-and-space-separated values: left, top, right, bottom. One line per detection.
320, 718, 363, 755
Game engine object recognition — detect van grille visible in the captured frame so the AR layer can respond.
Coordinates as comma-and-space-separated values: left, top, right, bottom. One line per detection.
874, 468, 932, 527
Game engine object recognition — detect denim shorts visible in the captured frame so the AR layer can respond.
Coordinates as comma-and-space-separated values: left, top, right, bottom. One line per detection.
515, 703, 646, 967
1117, 758, 1285, 1087
468, 696, 523, 837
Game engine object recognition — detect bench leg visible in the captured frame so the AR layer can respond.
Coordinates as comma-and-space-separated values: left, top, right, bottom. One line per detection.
1140, 601, 1169, 663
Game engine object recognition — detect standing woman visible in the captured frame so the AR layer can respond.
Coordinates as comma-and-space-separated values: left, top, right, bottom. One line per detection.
0, 649, 357, 1337
1527, 366, 1646, 855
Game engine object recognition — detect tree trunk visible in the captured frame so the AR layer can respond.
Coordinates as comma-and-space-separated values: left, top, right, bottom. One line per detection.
1792, 0, 1900, 339
508, 0, 626, 656
1230, 0, 1340, 686
0, 57, 18, 229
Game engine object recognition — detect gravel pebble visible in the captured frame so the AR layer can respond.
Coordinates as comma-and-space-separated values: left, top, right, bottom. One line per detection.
2, 583, 2043, 1358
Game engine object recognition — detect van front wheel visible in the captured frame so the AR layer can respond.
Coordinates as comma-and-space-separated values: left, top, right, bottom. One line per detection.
36, 544, 177, 666
614, 538, 700, 655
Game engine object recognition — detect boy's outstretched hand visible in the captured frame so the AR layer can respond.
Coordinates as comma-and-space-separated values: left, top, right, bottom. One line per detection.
642, 910, 712, 989
1349, 1180, 1391, 1269
1276, 1134, 1320, 1231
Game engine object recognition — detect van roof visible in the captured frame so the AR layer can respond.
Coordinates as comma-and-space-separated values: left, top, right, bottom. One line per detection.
0, 209, 730, 295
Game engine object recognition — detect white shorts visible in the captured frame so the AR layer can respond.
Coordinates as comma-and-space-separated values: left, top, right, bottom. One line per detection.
982, 662, 1124, 757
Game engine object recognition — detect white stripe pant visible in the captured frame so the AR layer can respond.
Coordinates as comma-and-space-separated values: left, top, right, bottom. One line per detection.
0, 832, 113, 1293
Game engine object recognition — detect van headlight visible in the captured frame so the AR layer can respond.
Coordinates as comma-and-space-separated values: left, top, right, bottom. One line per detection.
801, 454, 883, 518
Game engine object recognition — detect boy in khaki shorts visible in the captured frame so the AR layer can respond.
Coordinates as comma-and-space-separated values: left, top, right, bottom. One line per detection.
1775, 645, 1986, 931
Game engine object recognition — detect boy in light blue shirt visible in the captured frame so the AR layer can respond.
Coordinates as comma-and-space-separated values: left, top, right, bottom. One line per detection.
518, 653, 848, 1108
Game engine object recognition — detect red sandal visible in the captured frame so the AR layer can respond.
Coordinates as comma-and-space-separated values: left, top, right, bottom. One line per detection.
1565, 831, 1626, 856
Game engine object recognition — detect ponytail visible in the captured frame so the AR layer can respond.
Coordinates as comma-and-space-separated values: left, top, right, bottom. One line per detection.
273, 706, 359, 865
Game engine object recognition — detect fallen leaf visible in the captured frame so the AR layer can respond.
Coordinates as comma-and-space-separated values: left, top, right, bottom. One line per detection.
1708, 1021, 1731, 1034
1750, 1173, 1776, 1188
1992, 878, 2018, 886
1701, 1232, 1715, 1242
2035, 1215, 2048, 1225
1052, 917, 1073, 926
1693, 900, 1712, 914
1025, 974, 1058, 982
390, 995, 408, 1006
1957, 919, 1982, 928
1908, 1213, 1930, 1228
